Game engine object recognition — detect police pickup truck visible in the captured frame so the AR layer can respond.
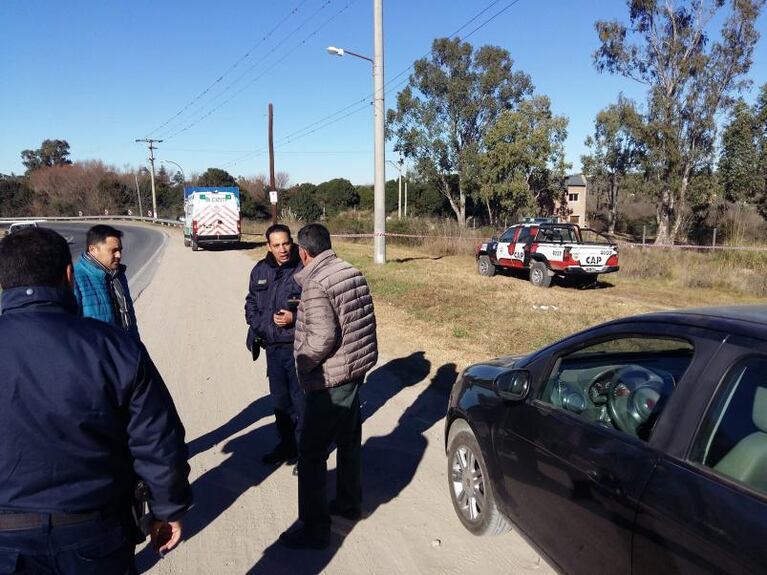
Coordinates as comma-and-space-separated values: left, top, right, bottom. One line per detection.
475, 218, 619, 287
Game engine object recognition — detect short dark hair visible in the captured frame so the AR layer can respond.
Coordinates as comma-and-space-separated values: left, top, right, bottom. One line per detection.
297, 223, 331, 257
265, 223, 292, 244
0, 227, 72, 289
86, 224, 123, 248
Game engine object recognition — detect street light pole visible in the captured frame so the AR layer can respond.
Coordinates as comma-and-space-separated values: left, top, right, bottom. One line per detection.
160, 159, 186, 184
327, 0, 386, 263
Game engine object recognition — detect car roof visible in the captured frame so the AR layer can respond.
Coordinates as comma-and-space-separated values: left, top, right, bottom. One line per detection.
615, 305, 767, 340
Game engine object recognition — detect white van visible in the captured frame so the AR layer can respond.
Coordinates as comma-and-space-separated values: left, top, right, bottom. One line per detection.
182, 187, 241, 251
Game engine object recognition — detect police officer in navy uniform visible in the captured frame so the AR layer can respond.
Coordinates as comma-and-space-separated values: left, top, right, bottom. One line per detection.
0, 228, 192, 574
245, 223, 304, 467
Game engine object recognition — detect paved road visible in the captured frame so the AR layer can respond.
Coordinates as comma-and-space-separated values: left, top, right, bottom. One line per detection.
5, 222, 168, 300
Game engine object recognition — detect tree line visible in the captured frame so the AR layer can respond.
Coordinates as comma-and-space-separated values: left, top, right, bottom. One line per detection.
0, 143, 452, 222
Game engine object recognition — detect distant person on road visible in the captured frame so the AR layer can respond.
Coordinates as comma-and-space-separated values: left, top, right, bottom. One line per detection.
245, 224, 305, 467
73, 224, 140, 340
279, 223, 378, 550
0, 228, 192, 573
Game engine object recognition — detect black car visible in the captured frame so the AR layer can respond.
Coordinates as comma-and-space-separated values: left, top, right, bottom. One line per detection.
445, 305, 767, 574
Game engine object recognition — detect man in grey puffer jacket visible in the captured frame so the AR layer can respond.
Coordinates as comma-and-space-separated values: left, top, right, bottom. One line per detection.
279, 223, 378, 550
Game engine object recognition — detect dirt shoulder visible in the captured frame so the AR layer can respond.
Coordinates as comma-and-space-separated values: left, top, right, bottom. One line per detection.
136, 230, 552, 574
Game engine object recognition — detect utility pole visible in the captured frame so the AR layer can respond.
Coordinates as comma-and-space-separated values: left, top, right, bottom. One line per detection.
268, 103, 277, 224
135, 138, 162, 219
373, 0, 386, 263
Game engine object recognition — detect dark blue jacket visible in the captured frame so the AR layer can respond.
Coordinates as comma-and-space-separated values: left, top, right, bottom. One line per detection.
0, 286, 191, 521
245, 246, 302, 348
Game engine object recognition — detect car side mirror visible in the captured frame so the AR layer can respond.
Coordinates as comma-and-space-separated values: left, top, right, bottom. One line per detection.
494, 370, 530, 401
491, 235, 498, 241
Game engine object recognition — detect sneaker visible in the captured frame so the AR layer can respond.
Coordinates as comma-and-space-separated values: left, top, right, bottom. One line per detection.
278, 526, 330, 550
329, 500, 362, 521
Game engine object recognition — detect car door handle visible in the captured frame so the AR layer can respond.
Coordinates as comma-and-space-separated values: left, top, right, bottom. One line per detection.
587, 470, 624, 497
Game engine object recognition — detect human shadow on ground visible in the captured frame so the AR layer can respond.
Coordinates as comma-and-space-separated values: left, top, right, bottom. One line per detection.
247, 359, 458, 574
136, 397, 273, 572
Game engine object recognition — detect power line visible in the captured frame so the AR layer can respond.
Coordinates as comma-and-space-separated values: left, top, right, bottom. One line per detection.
146, 0, 311, 138
209, 0, 525, 171
161, 0, 359, 141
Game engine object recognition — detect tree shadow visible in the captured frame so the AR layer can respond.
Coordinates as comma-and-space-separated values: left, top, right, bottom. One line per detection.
247, 359, 458, 574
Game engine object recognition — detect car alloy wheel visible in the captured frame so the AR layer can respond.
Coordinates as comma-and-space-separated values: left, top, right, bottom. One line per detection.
447, 423, 511, 536
451, 445, 486, 522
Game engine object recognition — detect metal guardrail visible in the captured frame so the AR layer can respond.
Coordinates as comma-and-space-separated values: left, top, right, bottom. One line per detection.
0, 215, 183, 228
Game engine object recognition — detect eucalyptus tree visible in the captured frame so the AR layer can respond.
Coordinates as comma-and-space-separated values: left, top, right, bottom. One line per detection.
387, 38, 533, 226
594, 0, 764, 243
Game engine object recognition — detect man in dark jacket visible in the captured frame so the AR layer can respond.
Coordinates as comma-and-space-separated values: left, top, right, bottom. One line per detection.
279, 223, 378, 550
245, 223, 304, 466
0, 228, 192, 574
73, 224, 140, 340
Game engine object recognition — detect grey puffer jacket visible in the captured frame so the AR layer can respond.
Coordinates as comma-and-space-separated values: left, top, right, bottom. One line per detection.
293, 249, 378, 391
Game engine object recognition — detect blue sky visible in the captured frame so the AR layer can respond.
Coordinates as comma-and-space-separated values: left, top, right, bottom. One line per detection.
2, 1, 766, 186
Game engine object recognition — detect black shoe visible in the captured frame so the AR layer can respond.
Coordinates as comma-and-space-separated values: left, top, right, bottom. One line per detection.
261, 443, 298, 465
279, 526, 330, 550
329, 500, 362, 521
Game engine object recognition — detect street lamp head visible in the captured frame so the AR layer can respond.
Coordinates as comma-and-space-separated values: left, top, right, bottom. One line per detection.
326, 46, 345, 57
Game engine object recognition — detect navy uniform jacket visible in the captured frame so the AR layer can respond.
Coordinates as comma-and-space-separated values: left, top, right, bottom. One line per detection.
244, 245, 302, 349
0, 286, 192, 522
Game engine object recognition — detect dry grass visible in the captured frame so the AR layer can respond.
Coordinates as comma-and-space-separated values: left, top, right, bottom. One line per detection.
619, 246, 767, 296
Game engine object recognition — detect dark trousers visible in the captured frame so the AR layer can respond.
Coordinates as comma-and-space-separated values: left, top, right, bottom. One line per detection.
0, 514, 136, 574
298, 379, 362, 533
265, 345, 305, 441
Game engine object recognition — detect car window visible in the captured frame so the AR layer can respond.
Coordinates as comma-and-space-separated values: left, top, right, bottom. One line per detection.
690, 357, 767, 496
537, 226, 578, 243
540, 336, 694, 441
499, 227, 516, 242
517, 227, 531, 243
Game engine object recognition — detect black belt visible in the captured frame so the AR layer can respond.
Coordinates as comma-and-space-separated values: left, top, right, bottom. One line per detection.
0, 510, 102, 531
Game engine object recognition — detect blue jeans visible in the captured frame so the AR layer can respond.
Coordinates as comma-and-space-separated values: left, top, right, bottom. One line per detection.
0, 514, 135, 574
265, 345, 305, 440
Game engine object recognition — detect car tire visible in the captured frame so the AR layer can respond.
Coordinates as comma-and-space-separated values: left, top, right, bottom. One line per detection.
478, 255, 496, 277
529, 261, 552, 288
447, 421, 511, 536
184, 237, 191, 247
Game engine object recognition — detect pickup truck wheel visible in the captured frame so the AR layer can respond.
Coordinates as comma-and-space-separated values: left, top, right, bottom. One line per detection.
447, 422, 511, 536
478, 255, 496, 277
530, 261, 552, 288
